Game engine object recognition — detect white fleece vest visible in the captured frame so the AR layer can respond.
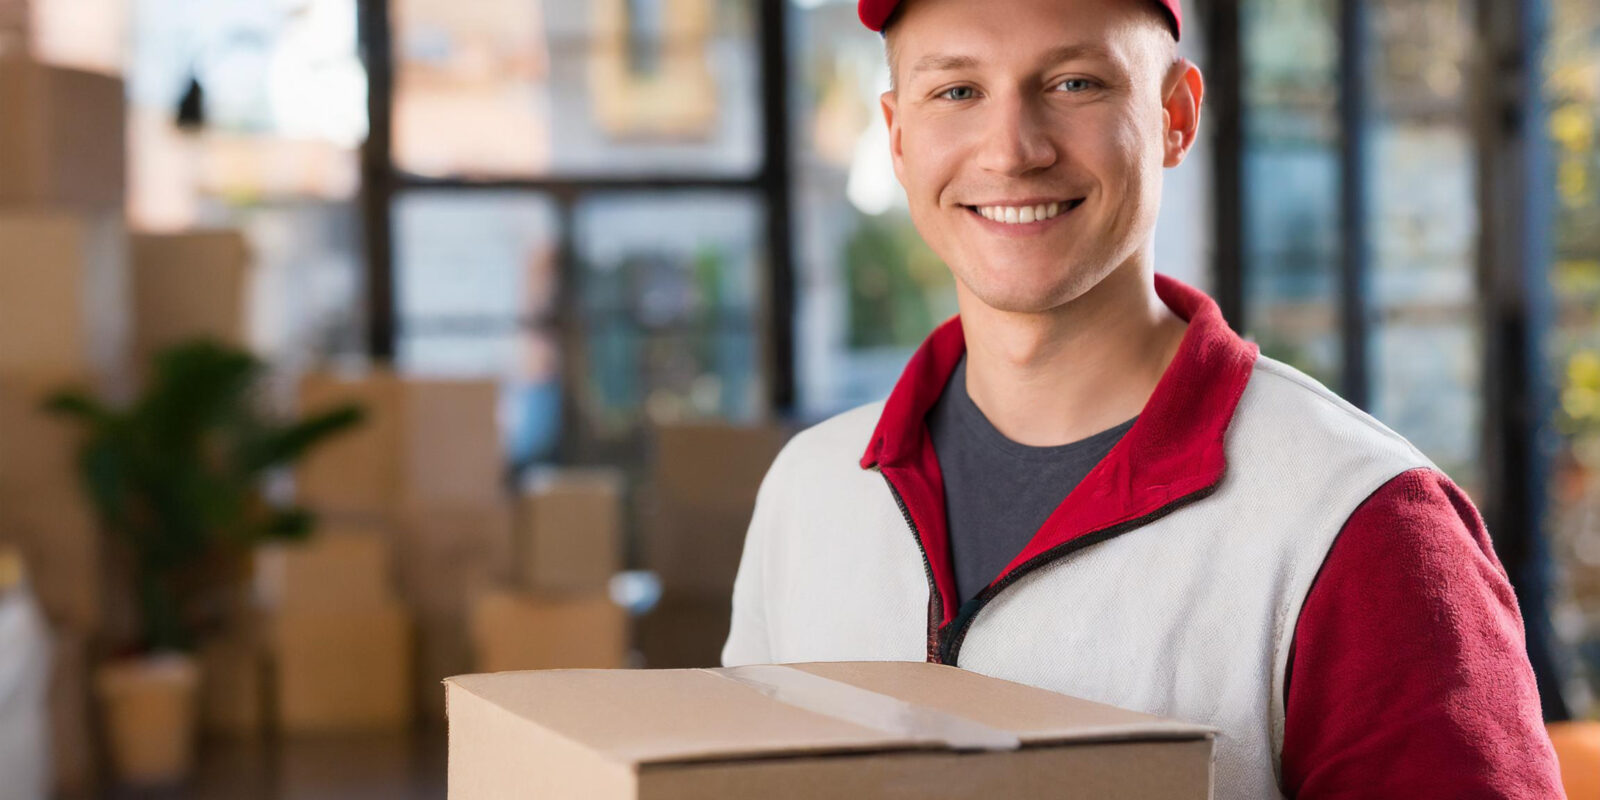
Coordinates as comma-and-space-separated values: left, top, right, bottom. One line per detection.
722, 355, 1434, 799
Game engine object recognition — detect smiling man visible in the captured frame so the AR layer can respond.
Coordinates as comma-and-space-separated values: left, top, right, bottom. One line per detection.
722, 0, 1565, 797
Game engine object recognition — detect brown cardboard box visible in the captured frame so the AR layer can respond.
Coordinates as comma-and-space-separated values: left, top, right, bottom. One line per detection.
517, 469, 621, 593
0, 369, 90, 493
445, 661, 1215, 799
0, 210, 129, 376
271, 603, 413, 734
645, 422, 788, 594
393, 503, 513, 723
0, 485, 101, 632
197, 628, 265, 737
0, 58, 124, 208
633, 592, 729, 669
469, 590, 627, 674
0, 0, 27, 58
652, 423, 788, 510
401, 379, 502, 507
295, 370, 403, 517
295, 374, 503, 515
130, 230, 250, 366
49, 632, 97, 796
253, 531, 395, 613
394, 502, 512, 617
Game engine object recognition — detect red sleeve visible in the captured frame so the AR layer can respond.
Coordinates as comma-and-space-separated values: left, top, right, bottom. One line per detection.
1281, 468, 1566, 799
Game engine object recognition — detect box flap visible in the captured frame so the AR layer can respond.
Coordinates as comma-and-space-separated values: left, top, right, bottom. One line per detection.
444, 661, 1213, 768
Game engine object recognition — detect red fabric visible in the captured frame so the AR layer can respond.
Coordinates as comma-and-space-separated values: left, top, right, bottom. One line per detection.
857, 0, 1183, 40
859, 274, 1256, 625
1282, 468, 1566, 799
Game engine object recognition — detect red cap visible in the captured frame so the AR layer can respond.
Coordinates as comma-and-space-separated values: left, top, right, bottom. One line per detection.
858, 0, 1181, 41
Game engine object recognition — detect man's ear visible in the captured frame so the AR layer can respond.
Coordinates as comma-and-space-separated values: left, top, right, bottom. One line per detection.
880, 90, 906, 184
1161, 59, 1204, 168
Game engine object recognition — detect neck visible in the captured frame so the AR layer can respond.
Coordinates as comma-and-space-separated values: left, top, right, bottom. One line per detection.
958, 261, 1188, 447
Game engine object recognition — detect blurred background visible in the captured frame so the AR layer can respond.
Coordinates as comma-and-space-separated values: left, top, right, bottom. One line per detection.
0, 0, 1597, 796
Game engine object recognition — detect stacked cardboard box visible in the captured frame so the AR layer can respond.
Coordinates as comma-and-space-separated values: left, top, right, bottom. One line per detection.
0, 55, 129, 795
0, 57, 125, 208
469, 590, 627, 673
196, 626, 265, 738
516, 468, 622, 594
129, 230, 251, 371
295, 373, 510, 720
638, 421, 787, 668
255, 532, 414, 733
0, 0, 26, 58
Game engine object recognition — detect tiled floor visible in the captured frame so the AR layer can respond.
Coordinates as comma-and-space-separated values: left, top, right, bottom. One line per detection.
98, 728, 446, 799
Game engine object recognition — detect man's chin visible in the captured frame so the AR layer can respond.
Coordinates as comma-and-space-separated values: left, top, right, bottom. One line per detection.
958, 270, 1090, 315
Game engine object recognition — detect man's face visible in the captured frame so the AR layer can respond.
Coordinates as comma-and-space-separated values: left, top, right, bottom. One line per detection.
881, 0, 1195, 314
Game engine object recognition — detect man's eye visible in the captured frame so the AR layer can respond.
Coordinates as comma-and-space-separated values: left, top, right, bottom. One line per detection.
938, 86, 977, 101
1055, 78, 1095, 92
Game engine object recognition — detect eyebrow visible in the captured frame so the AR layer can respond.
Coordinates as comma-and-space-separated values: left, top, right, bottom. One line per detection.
907, 43, 1120, 78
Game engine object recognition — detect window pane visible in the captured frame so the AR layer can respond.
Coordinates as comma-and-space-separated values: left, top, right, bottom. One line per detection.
574, 192, 765, 441
394, 192, 563, 465
1366, 0, 1482, 495
394, 0, 761, 178
789, 0, 958, 420
1241, 0, 1341, 388
126, 0, 369, 375
1546, 0, 1600, 714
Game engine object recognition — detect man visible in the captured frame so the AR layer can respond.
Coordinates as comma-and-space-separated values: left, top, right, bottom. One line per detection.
723, 0, 1565, 796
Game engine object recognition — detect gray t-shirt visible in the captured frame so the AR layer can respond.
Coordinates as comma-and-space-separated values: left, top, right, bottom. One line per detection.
927, 355, 1137, 607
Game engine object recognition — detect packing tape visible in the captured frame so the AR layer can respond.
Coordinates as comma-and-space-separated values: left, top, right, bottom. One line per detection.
706, 664, 1022, 752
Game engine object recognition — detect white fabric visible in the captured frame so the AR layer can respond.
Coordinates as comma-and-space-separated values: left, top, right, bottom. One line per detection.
0, 584, 52, 800
723, 355, 1433, 799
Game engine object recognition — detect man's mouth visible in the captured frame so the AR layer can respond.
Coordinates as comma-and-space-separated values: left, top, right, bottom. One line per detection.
963, 198, 1085, 225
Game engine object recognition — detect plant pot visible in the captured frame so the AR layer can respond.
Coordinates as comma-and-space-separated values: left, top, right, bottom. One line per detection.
94, 653, 200, 786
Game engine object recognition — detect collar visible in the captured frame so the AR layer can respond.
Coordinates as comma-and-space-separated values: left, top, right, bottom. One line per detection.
859, 273, 1259, 624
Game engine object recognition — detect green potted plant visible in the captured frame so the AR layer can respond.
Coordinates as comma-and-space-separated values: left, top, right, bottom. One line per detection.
44, 338, 363, 786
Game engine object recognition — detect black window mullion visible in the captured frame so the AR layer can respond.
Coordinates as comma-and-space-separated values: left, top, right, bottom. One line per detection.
1472, 0, 1569, 721
759, 0, 795, 416
1337, 0, 1372, 410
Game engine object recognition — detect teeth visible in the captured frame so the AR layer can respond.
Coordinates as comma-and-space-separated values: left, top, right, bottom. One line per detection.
975, 201, 1073, 225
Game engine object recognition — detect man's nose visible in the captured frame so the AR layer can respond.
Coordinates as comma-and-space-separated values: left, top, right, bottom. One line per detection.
975, 96, 1058, 176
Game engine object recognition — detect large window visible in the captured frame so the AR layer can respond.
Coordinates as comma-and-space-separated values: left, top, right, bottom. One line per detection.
382, 0, 773, 468
1546, 0, 1600, 715
1240, 0, 1342, 389
125, 0, 370, 370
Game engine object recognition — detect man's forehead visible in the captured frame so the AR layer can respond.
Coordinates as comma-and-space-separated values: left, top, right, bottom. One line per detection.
906, 42, 1124, 80
859, 0, 1182, 41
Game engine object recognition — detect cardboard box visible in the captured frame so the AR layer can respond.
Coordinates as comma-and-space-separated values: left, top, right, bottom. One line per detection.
517, 469, 622, 593
130, 230, 250, 367
0, 369, 91, 494
253, 531, 395, 613
644, 422, 788, 594
394, 502, 513, 617
634, 592, 729, 669
0, 58, 124, 208
0, 210, 129, 376
198, 628, 265, 737
0, 0, 27, 59
49, 632, 97, 796
445, 661, 1215, 799
401, 379, 503, 507
393, 503, 513, 723
470, 590, 627, 674
295, 370, 403, 517
271, 603, 413, 733
0, 485, 101, 632
295, 374, 503, 515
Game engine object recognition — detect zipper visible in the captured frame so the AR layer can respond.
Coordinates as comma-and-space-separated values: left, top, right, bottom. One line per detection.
870, 465, 945, 663
937, 481, 1222, 666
